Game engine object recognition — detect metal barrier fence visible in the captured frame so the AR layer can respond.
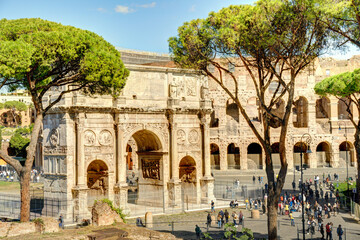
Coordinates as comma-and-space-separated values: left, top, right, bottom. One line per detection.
0, 181, 245, 221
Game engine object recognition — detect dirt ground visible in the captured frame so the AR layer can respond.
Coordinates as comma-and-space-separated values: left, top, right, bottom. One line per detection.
5, 222, 180, 240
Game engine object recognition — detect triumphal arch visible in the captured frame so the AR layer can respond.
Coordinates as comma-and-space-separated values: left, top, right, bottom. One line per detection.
41, 55, 215, 220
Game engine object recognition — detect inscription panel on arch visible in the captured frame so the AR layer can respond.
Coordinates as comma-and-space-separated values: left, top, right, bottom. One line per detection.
141, 159, 160, 180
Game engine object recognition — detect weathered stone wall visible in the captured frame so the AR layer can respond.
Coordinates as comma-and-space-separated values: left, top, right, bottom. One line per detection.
209, 55, 360, 170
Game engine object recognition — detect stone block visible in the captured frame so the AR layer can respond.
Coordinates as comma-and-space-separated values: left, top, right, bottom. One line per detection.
0, 222, 11, 237
41, 217, 59, 233
251, 209, 260, 219
7, 222, 36, 237
92, 201, 123, 226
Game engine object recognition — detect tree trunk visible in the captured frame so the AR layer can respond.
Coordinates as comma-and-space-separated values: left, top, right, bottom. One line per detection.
354, 129, 360, 204
20, 113, 43, 222
267, 198, 278, 240
20, 170, 31, 222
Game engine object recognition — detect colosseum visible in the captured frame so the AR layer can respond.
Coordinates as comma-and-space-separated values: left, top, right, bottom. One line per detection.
40, 49, 359, 220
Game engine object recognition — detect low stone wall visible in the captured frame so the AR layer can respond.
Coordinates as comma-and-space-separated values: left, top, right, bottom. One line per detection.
0, 217, 59, 238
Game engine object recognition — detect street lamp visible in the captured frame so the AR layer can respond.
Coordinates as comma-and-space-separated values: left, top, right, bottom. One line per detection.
300, 133, 312, 240
339, 121, 350, 208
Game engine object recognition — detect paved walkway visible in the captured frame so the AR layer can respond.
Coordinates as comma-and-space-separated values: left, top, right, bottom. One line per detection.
128, 205, 360, 239
128, 168, 360, 239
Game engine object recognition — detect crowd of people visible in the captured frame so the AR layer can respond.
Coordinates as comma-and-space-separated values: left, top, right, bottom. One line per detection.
0, 168, 43, 182
0, 170, 16, 181
280, 173, 346, 239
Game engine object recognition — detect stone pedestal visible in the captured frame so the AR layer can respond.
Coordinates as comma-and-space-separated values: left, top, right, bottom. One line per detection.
145, 212, 153, 228
201, 176, 215, 204
72, 185, 91, 222
113, 182, 128, 209
168, 179, 182, 207
251, 209, 260, 219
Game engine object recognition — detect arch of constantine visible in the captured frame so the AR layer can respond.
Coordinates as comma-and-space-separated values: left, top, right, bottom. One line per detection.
41, 54, 215, 220
40, 50, 359, 221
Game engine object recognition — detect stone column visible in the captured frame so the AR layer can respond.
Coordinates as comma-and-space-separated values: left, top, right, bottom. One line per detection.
76, 112, 85, 186
167, 112, 182, 207
240, 143, 248, 170
220, 143, 228, 170
200, 112, 215, 204
114, 114, 128, 208
73, 112, 90, 221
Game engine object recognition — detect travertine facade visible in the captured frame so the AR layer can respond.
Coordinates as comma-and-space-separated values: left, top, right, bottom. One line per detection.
40, 50, 359, 221
209, 56, 360, 171
42, 62, 214, 221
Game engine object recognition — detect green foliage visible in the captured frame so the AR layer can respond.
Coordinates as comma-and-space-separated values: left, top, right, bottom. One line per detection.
314, 0, 360, 49
314, 68, 360, 97
0, 18, 129, 101
9, 132, 30, 157
169, 0, 329, 73
203, 232, 213, 240
15, 125, 32, 135
0, 103, 4, 109
95, 198, 128, 223
4, 101, 27, 111
223, 223, 254, 240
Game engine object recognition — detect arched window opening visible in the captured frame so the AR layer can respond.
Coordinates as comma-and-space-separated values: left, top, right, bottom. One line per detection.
316, 142, 331, 167
316, 97, 330, 119
210, 144, 220, 169
338, 98, 352, 120
227, 143, 240, 169
293, 97, 308, 128
293, 142, 309, 167
247, 143, 262, 169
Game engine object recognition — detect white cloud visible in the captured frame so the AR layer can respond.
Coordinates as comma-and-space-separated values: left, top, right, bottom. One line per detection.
115, 5, 134, 14
97, 8, 106, 13
138, 2, 156, 8
189, 5, 196, 12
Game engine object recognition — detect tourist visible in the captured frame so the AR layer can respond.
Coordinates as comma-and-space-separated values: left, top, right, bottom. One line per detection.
224, 209, 229, 223
58, 214, 64, 229
207, 213, 212, 227
326, 222, 333, 240
253, 175, 256, 184
136, 217, 144, 227
245, 198, 249, 210
234, 199, 239, 208
292, 181, 296, 191
320, 224, 325, 240
238, 211, 244, 225
289, 212, 295, 226
217, 213, 222, 228
195, 224, 201, 240
211, 200, 215, 213
337, 224, 343, 240
232, 211, 238, 226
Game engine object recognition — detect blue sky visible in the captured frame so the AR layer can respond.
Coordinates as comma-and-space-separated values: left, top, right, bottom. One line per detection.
0, 0, 359, 58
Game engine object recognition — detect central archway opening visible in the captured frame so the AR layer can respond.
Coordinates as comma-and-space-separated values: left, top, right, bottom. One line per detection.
179, 156, 197, 204
87, 160, 109, 207
129, 129, 164, 207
